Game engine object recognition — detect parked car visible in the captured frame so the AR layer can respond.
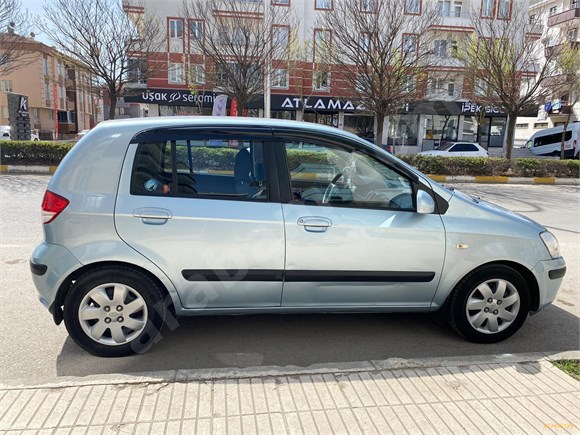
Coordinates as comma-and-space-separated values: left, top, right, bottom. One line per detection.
31, 118, 565, 356
419, 142, 489, 157
75, 129, 91, 140
0, 126, 39, 141
526, 123, 580, 159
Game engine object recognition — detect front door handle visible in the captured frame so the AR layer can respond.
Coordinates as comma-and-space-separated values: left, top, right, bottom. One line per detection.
297, 217, 332, 232
133, 208, 173, 225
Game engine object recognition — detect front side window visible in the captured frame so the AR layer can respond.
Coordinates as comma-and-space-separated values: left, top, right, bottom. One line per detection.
131, 139, 267, 200
284, 141, 414, 211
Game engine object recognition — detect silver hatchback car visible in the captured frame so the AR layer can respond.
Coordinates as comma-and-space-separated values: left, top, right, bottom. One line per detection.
31, 117, 566, 357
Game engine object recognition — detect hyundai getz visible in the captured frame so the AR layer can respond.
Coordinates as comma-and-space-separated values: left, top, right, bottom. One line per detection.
30, 118, 566, 357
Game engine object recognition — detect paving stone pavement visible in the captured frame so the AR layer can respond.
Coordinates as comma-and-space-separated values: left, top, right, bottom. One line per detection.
1, 359, 579, 434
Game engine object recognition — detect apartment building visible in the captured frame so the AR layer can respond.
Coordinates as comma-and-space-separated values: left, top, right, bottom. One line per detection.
123, 0, 529, 150
0, 35, 98, 139
515, 0, 579, 144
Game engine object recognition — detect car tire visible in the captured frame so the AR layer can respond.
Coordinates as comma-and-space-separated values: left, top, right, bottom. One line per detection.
63, 266, 166, 357
448, 265, 530, 343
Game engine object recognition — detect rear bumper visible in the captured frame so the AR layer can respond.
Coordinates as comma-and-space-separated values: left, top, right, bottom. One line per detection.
531, 257, 566, 312
30, 242, 82, 324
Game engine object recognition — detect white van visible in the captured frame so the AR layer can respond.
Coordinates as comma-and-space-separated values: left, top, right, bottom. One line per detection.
526, 123, 580, 158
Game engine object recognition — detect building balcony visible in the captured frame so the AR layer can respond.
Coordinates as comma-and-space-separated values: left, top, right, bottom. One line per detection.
548, 6, 580, 27
545, 40, 579, 57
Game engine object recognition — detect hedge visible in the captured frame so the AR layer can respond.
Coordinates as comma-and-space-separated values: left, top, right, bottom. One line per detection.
1, 140, 579, 178
0, 140, 73, 166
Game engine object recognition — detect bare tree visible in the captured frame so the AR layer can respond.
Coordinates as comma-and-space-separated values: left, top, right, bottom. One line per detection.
0, 0, 33, 74
459, 8, 560, 159
318, 0, 441, 148
38, 0, 164, 120
181, 0, 294, 115
554, 41, 580, 159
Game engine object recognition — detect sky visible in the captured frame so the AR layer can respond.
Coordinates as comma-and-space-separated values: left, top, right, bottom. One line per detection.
20, 0, 50, 44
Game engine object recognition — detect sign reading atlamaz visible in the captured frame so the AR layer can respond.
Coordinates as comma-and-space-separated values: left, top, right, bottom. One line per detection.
270, 95, 365, 113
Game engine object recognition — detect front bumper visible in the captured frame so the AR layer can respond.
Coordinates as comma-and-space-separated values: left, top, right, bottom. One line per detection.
531, 257, 566, 312
30, 242, 82, 323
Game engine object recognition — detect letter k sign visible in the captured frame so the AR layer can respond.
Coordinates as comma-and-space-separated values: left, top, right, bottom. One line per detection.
19, 97, 28, 112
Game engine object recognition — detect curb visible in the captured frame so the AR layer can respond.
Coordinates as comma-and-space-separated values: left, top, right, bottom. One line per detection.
1, 165, 578, 185
0, 165, 57, 174
2, 350, 578, 391
428, 174, 580, 185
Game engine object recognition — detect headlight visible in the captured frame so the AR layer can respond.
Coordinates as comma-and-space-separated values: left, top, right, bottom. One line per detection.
540, 231, 561, 259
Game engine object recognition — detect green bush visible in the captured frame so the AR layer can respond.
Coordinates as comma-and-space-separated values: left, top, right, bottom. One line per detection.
398, 155, 579, 178
1, 140, 579, 178
1, 140, 73, 166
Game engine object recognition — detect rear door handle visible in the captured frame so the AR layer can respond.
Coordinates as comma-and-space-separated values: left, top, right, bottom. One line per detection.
133, 208, 172, 225
297, 217, 332, 232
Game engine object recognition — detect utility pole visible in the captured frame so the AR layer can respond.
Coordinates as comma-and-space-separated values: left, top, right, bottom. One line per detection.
263, 0, 271, 119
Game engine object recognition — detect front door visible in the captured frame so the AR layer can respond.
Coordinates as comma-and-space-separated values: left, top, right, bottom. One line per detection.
279, 137, 446, 308
115, 129, 285, 309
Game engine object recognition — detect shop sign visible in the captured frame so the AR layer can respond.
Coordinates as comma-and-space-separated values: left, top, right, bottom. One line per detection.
460, 101, 504, 115
271, 95, 365, 112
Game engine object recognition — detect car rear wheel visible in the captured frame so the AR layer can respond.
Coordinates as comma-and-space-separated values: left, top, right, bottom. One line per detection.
63, 266, 166, 357
449, 265, 530, 343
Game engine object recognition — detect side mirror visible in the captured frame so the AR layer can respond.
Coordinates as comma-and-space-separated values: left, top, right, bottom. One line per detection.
417, 190, 436, 214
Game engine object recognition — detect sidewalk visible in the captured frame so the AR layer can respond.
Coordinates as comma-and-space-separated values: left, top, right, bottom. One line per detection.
1, 354, 579, 434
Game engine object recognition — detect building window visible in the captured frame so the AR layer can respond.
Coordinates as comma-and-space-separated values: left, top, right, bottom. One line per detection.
0, 80, 12, 92
272, 26, 289, 46
168, 62, 185, 84
447, 79, 456, 97
272, 68, 288, 88
1, 106, 8, 119
314, 29, 331, 61
497, 0, 511, 19
516, 123, 529, 129
433, 40, 448, 56
360, 0, 376, 12
189, 64, 205, 84
169, 19, 183, 39
44, 82, 51, 102
315, 0, 332, 10
189, 20, 203, 43
402, 34, 418, 58
481, 0, 495, 17
403, 76, 416, 93
43, 56, 49, 75
548, 6, 558, 16
534, 122, 548, 129
405, 0, 421, 14
359, 32, 373, 52
313, 70, 330, 91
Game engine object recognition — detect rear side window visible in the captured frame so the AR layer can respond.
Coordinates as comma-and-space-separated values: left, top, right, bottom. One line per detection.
534, 131, 572, 147
130, 138, 267, 200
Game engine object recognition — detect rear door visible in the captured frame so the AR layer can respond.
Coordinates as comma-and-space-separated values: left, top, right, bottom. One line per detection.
115, 127, 286, 309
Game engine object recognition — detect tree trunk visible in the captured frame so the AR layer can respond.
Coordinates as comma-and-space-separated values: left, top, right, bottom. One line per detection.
108, 89, 117, 120
375, 112, 385, 149
504, 113, 517, 160
560, 112, 572, 160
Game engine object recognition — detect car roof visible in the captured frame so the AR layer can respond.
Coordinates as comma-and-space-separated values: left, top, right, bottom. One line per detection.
93, 116, 365, 143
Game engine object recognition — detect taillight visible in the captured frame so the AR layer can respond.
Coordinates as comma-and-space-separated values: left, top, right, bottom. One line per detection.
41, 190, 69, 224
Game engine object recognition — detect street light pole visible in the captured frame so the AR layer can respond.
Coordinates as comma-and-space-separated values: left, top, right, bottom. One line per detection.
264, 0, 271, 119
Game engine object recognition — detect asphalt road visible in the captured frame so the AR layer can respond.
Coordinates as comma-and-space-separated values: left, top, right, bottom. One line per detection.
0, 175, 578, 385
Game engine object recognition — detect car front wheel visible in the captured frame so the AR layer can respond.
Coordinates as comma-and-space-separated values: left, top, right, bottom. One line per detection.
449, 265, 530, 343
63, 266, 166, 357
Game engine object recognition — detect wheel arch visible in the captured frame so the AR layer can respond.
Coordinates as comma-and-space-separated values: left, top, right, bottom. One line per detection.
433, 260, 540, 321
51, 261, 178, 325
